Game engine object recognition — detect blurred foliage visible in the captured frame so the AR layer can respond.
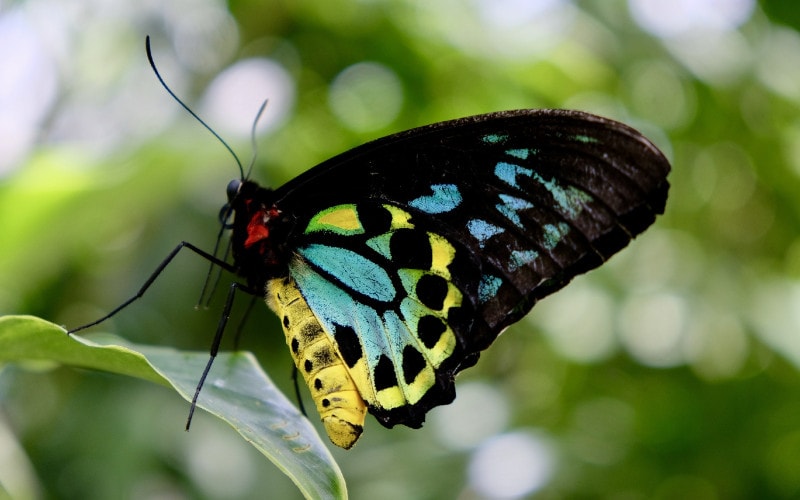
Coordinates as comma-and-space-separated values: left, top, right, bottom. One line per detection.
2, 0, 800, 499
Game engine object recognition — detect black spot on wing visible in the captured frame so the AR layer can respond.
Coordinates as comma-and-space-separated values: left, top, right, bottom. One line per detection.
374, 354, 398, 391
334, 324, 363, 368
417, 315, 446, 349
358, 202, 392, 234
416, 274, 449, 310
402, 345, 426, 385
390, 229, 432, 269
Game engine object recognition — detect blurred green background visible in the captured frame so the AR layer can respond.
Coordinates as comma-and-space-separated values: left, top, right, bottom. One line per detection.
2, 0, 800, 498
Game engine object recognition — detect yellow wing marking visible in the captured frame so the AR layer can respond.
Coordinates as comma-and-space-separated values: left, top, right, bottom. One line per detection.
305, 204, 363, 234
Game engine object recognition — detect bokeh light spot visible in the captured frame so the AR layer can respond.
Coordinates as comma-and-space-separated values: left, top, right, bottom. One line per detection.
184, 420, 257, 498
664, 29, 751, 84
172, 3, 239, 72
625, 61, 696, 129
693, 143, 757, 212
686, 309, 748, 381
475, 0, 566, 29
405, 0, 574, 59
756, 27, 800, 103
533, 281, 617, 363
628, 0, 755, 37
629, 0, 755, 84
619, 293, 688, 368
328, 62, 403, 133
202, 58, 295, 138
783, 121, 800, 179
750, 280, 800, 370
0, 8, 59, 176
431, 381, 510, 450
468, 431, 556, 499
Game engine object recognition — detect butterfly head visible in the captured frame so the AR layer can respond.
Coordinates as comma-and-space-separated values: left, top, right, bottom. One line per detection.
224, 179, 290, 288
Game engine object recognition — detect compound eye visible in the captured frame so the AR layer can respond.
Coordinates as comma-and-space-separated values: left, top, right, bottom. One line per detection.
226, 179, 242, 201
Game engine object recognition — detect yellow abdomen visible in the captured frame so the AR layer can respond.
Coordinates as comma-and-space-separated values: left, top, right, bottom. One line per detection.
266, 276, 367, 449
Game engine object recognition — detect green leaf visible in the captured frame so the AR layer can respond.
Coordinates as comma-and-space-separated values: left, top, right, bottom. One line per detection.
0, 315, 347, 500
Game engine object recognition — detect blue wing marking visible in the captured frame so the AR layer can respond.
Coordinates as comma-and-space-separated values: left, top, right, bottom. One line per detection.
509, 249, 539, 271
482, 133, 508, 144
495, 161, 592, 219
530, 172, 592, 219
505, 148, 535, 160
299, 244, 395, 302
494, 162, 533, 189
496, 194, 534, 229
290, 258, 389, 368
366, 233, 393, 260
542, 222, 571, 250
466, 219, 505, 248
291, 256, 444, 408
478, 274, 503, 303
409, 184, 462, 214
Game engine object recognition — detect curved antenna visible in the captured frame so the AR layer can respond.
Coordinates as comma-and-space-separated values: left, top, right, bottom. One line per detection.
244, 99, 269, 180
145, 36, 245, 180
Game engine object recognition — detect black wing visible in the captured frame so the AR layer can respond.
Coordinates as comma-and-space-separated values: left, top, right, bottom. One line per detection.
273, 109, 669, 348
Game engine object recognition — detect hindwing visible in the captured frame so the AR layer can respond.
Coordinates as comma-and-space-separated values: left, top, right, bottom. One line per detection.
290, 202, 477, 428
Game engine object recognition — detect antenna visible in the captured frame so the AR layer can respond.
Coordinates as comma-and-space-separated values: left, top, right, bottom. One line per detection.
245, 99, 269, 180
145, 36, 246, 180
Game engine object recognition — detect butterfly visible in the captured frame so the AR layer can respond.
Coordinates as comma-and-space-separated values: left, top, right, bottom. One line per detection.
224, 108, 670, 449
68, 39, 669, 451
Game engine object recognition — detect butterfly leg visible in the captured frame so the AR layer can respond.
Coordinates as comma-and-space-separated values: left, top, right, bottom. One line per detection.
67, 241, 236, 334
232, 294, 258, 350
186, 280, 254, 430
